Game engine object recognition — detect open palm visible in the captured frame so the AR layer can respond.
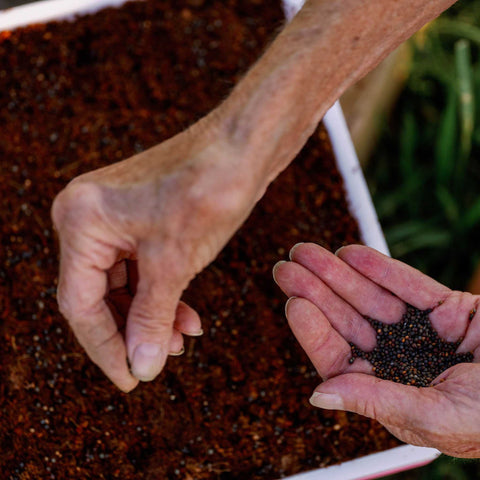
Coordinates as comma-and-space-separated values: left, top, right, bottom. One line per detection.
273, 243, 480, 458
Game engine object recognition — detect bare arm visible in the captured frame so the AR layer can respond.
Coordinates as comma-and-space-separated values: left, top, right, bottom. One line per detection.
215, 0, 457, 190
52, 0, 457, 391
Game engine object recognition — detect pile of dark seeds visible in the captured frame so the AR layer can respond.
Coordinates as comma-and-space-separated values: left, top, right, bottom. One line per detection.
349, 304, 474, 387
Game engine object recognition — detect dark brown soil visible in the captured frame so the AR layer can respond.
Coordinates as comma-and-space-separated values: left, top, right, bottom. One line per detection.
0, 1, 400, 478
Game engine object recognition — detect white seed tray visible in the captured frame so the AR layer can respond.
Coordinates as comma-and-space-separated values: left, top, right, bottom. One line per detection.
0, 1, 440, 478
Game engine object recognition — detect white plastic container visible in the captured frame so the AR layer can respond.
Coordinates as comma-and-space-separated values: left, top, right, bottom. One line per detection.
0, 1, 441, 478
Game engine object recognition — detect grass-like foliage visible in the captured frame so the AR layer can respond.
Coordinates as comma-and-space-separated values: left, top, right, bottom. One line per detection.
367, 0, 480, 291
370, 1, 480, 478
384, 456, 480, 480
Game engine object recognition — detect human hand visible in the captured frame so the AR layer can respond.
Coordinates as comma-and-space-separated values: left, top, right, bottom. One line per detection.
50, 0, 460, 393
273, 243, 480, 458
51, 117, 260, 392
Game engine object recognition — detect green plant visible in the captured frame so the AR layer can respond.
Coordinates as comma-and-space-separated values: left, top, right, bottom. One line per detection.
367, 0, 480, 291
367, 1, 480, 479
383, 455, 480, 479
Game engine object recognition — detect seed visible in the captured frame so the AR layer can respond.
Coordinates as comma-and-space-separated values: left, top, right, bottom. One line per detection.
349, 305, 474, 387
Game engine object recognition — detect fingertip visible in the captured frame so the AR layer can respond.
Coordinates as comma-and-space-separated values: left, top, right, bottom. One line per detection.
335, 245, 388, 272
284, 295, 300, 317
288, 242, 334, 268
118, 375, 140, 393
334, 244, 362, 258
103, 355, 140, 392
169, 347, 185, 357
311, 374, 374, 416
272, 260, 287, 283
69, 303, 140, 393
130, 343, 167, 382
174, 301, 202, 336
285, 296, 319, 323
289, 242, 305, 260
168, 328, 185, 355
309, 391, 345, 410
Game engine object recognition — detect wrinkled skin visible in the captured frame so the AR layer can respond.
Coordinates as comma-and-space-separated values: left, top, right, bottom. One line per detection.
273, 243, 480, 458
51, 122, 256, 392
51, 0, 457, 392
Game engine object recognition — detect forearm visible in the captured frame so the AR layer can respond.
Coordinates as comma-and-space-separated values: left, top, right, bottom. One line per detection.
217, 0, 457, 193
75, 0, 457, 228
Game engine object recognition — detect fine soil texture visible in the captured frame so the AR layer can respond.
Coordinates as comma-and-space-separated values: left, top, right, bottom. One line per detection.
0, 1, 400, 478
350, 305, 474, 387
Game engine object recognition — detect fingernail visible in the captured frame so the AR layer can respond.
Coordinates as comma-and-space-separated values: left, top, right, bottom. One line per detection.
188, 329, 204, 337
309, 392, 344, 410
131, 343, 164, 381
334, 246, 346, 256
285, 296, 298, 316
169, 347, 185, 357
272, 260, 287, 282
289, 242, 304, 260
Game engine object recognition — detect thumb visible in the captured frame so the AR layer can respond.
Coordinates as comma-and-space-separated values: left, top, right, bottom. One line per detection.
125, 249, 184, 382
126, 286, 178, 382
309, 373, 434, 431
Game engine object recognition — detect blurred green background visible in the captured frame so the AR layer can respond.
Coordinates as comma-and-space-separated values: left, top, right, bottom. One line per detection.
0, 0, 40, 9
383, 457, 480, 480
367, 0, 480, 293
1, 0, 480, 478
366, 0, 480, 477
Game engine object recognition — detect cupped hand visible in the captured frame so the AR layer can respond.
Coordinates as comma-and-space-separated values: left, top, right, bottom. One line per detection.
51, 117, 257, 392
273, 243, 480, 458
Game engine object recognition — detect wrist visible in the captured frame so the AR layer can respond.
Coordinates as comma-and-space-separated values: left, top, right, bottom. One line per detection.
183, 120, 266, 222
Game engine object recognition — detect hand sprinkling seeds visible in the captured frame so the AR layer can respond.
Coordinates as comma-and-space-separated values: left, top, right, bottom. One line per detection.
275, 244, 480, 457
349, 304, 474, 387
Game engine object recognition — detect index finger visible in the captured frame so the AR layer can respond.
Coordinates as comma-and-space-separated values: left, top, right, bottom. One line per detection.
57, 247, 138, 392
289, 243, 406, 323
336, 245, 451, 308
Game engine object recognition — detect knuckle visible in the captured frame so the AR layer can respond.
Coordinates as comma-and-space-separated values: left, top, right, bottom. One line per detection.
327, 352, 350, 378
360, 395, 380, 420
51, 182, 103, 228
129, 298, 176, 335
50, 190, 66, 228
353, 377, 385, 420
56, 288, 74, 319
57, 284, 105, 327
309, 327, 335, 357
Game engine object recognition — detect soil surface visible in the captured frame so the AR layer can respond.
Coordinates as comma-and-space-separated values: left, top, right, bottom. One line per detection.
0, 1, 400, 478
